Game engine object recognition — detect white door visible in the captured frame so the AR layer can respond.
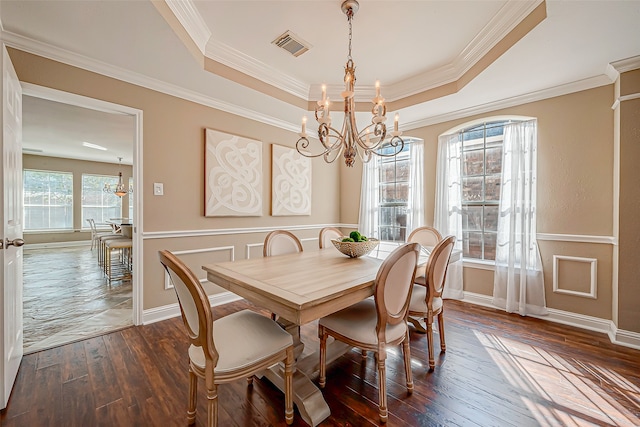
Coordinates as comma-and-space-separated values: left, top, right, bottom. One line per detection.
1, 44, 24, 410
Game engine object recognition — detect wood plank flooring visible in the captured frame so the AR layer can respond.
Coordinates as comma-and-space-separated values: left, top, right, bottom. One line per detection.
2, 299, 639, 426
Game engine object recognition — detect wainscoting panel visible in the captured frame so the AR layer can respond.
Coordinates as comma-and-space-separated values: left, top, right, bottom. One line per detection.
163, 246, 234, 289
553, 255, 598, 299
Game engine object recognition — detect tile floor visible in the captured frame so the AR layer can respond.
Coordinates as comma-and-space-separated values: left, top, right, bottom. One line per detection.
23, 245, 133, 354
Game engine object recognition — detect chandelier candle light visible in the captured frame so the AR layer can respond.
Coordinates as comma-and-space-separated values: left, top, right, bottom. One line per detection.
296, 0, 404, 167
103, 157, 132, 197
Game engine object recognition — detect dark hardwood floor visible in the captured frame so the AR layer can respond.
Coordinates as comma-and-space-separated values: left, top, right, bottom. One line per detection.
2, 299, 639, 426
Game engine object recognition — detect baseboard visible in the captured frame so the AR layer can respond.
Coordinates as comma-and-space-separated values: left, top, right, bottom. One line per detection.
609, 324, 640, 351
461, 291, 640, 350
24, 240, 91, 249
142, 292, 243, 325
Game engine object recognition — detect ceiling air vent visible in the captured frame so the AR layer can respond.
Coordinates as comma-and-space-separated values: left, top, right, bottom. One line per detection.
272, 31, 310, 57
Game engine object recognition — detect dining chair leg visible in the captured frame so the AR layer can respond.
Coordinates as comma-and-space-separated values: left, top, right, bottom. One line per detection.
437, 311, 447, 352
284, 347, 294, 425
206, 379, 218, 427
188, 366, 197, 424
318, 326, 327, 388
376, 352, 388, 423
426, 311, 435, 371
402, 333, 413, 393
361, 349, 367, 359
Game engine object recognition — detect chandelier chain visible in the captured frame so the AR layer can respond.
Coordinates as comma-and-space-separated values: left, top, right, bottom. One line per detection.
347, 9, 353, 61
295, 0, 404, 167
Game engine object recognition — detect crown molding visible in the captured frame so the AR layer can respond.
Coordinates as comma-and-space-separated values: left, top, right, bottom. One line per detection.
1, 29, 299, 134
165, 0, 544, 104
163, 0, 211, 53
610, 55, 640, 73
403, 74, 613, 130
205, 38, 310, 100
390, 0, 544, 101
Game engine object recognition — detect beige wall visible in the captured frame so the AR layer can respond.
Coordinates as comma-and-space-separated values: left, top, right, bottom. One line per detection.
9, 47, 633, 331
9, 48, 340, 311
341, 85, 617, 321
617, 68, 640, 332
23, 155, 132, 244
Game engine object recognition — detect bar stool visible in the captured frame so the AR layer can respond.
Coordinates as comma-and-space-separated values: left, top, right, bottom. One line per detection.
98, 234, 128, 267
104, 238, 133, 283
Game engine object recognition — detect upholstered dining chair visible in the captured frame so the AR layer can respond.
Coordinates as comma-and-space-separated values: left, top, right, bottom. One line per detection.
158, 250, 295, 427
407, 235, 456, 371
318, 242, 420, 423
263, 230, 303, 257
318, 227, 342, 249
407, 226, 442, 248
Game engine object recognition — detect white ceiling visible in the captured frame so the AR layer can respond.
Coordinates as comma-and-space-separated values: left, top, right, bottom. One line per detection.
2, 0, 639, 163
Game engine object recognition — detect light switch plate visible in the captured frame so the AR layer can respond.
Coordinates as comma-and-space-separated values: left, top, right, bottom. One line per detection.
153, 182, 164, 196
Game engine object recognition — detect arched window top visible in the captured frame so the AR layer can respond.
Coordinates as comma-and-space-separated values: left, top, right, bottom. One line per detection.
441, 115, 535, 137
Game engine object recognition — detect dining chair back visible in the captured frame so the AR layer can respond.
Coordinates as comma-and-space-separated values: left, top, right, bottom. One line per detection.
263, 230, 303, 257
318, 227, 342, 249
407, 226, 442, 248
158, 250, 295, 426
318, 242, 420, 422
408, 235, 456, 371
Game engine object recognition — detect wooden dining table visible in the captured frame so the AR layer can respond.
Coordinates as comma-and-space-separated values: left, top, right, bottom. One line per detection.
202, 242, 450, 426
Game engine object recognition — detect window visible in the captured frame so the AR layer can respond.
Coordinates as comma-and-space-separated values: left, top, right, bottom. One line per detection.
360, 138, 424, 242
378, 143, 410, 242
82, 174, 122, 225
23, 170, 73, 230
460, 121, 505, 260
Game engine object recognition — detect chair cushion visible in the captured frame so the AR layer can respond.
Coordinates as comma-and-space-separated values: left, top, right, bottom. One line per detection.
318, 298, 407, 346
409, 285, 442, 314
188, 309, 293, 375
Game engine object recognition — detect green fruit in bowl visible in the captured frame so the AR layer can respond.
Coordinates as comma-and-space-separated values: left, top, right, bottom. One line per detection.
342, 237, 355, 242
349, 231, 362, 241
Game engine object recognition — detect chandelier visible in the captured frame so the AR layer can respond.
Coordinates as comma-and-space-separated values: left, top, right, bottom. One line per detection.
103, 157, 132, 197
296, 0, 404, 167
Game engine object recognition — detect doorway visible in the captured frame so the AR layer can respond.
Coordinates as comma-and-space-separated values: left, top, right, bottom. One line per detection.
20, 84, 143, 352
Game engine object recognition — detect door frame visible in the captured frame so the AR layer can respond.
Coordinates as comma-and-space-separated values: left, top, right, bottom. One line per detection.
22, 83, 144, 325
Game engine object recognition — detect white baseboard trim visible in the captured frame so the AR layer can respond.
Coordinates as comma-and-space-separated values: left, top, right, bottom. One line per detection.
142, 292, 243, 325
24, 240, 91, 249
609, 324, 640, 351
461, 291, 640, 350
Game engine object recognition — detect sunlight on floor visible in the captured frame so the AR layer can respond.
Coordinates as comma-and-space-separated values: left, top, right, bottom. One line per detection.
474, 330, 640, 426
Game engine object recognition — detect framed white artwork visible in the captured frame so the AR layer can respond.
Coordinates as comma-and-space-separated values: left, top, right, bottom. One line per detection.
271, 144, 312, 216
205, 129, 263, 217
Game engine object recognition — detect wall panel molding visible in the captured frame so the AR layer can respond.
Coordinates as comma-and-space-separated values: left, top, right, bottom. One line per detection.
163, 246, 234, 289
143, 291, 242, 325
552, 255, 598, 299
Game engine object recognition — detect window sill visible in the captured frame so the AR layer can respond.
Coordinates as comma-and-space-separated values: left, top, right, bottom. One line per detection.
462, 258, 496, 271
24, 229, 86, 234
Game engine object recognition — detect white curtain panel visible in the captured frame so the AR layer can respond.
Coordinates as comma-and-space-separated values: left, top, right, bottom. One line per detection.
434, 133, 464, 299
492, 119, 547, 316
358, 156, 379, 239
434, 133, 463, 248
407, 140, 425, 233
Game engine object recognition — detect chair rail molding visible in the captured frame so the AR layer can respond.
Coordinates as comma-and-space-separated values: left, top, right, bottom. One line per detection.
536, 233, 616, 245
142, 224, 350, 240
